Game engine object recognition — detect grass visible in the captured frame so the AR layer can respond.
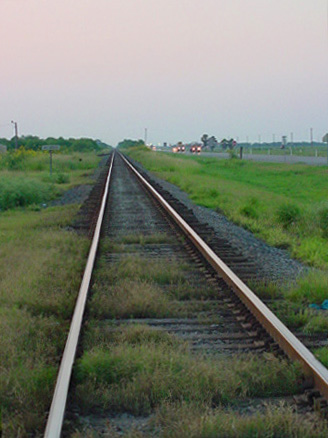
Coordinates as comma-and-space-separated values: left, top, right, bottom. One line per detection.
74, 330, 302, 416
249, 272, 328, 334
126, 149, 328, 270
0, 149, 101, 211
89, 247, 217, 319
89, 279, 178, 319
99, 234, 176, 254
0, 205, 93, 433
72, 404, 328, 437
119, 233, 175, 245
0, 176, 56, 211
315, 348, 328, 368
94, 255, 187, 286
148, 403, 328, 438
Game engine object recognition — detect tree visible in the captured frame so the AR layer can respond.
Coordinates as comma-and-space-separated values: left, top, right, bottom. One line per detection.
220, 138, 236, 150
116, 139, 145, 150
207, 136, 218, 151
201, 134, 209, 149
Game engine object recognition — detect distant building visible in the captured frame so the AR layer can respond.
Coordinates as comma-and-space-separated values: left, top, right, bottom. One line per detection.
0, 144, 7, 153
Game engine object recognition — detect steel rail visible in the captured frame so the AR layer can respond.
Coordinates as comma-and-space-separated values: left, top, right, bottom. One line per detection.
120, 153, 328, 400
44, 152, 115, 438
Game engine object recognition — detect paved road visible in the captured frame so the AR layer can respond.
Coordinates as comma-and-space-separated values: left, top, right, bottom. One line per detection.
205, 152, 328, 165
161, 150, 328, 166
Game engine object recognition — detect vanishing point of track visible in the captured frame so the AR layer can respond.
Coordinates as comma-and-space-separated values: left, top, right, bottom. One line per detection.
44, 150, 328, 437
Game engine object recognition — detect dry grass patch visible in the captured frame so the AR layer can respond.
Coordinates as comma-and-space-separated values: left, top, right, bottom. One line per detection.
118, 233, 175, 245
168, 281, 218, 301
94, 256, 187, 285
89, 279, 178, 319
148, 403, 328, 438
99, 234, 176, 254
83, 324, 184, 351
70, 403, 328, 437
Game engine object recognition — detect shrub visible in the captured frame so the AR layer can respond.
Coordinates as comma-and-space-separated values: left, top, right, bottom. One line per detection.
0, 177, 54, 211
276, 203, 301, 228
55, 173, 70, 184
228, 149, 238, 159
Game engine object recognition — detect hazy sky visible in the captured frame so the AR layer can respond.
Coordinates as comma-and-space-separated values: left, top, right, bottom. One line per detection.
1, 0, 327, 145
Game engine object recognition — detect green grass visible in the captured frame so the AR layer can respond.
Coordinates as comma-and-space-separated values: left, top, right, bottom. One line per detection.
0, 149, 101, 211
315, 347, 328, 368
74, 338, 302, 416
127, 149, 328, 269
249, 272, 328, 334
0, 205, 91, 435
0, 175, 57, 211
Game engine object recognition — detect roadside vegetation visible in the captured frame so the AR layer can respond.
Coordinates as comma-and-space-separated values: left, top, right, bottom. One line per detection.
0, 147, 102, 435
0, 205, 90, 435
0, 148, 102, 211
209, 144, 328, 158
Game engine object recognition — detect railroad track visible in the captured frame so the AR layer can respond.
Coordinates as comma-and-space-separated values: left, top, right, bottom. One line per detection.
45, 150, 328, 437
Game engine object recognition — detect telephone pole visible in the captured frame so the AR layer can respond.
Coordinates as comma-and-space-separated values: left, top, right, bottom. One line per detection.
144, 128, 148, 146
11, 120, 18, 149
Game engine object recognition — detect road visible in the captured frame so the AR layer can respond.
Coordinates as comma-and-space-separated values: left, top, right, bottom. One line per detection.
205, 152, 328, 165
161, 149, 328, 166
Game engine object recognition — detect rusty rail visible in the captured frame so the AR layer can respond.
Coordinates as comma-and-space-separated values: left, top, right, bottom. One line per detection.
120, 152, 328, 400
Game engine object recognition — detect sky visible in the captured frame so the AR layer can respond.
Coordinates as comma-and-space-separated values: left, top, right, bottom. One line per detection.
0, 0, 327, 146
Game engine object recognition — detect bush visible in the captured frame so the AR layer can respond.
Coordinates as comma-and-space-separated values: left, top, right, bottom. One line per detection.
228, 149, 238, 159
0, 177, 54, 211
55, 173, 70, 184
276, 203, 301, 228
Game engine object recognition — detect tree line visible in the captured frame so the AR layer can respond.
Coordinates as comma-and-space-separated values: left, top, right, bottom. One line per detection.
0, 136, 109, 152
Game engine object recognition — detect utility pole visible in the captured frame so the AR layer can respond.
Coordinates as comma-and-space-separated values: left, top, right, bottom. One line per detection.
290, 132, 294, 147
310, 127, 313, 148
144, 128, 148, 146
11, 120, 18, 149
